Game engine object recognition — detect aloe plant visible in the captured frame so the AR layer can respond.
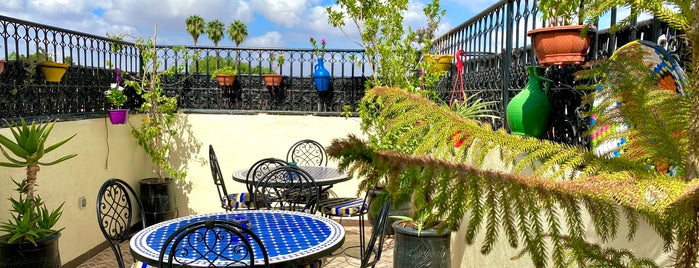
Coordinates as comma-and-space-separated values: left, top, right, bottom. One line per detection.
0, 118, 76, 244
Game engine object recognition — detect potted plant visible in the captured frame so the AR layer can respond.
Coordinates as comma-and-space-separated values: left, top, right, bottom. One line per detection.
526, 0, 596, 66
125, 30, 188, 226
309, 36, 330, 92
263, 53, 284, 87
104, 68, 128, 125
0, 119, 76, 267
37, 61, 69, 83
212, 65, 237, 86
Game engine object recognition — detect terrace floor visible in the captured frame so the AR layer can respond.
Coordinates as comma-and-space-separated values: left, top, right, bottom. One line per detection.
77, 222, 395, 267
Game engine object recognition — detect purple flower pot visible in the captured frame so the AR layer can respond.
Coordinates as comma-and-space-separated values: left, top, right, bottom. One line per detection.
107, 109, 128, 124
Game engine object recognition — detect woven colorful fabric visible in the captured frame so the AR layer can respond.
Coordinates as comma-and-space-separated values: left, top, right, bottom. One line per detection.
590, 40, 686, 175
319, 197, 367, 216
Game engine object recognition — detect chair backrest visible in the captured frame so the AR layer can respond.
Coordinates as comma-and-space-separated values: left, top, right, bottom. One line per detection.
96, 178, 146, 268
209, 145, 233, 211
245, 157, 288, 197
255, 165, 321, 213
361, 197, 391, 268
286, 139, 327, 166
158, 218, 270, 268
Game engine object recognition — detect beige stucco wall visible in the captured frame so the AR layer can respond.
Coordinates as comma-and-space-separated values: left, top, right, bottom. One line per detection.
0, 113, 364, 265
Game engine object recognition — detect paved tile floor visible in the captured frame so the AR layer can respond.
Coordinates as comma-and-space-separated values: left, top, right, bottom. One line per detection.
78, 224, 394, 267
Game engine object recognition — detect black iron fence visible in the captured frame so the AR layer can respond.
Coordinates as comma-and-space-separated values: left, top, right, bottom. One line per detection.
0, 1, 689, 147
429, 0, 687, 147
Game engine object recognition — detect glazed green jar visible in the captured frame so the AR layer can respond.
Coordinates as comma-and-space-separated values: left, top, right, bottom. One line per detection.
506, 65, 551, 138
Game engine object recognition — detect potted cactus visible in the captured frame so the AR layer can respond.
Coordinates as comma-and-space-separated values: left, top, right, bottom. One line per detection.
0, 119, 77, 267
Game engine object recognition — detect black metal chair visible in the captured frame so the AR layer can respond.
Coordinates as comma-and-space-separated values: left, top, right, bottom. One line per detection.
318, 192, 370, 261
96, 178, 147, 268
361, 197, 391, 268
254, 165, 322, 214
210, 145, 252, 210
245, 157, 289, 205
158, 218, 270, 267
286, 139, 328, 166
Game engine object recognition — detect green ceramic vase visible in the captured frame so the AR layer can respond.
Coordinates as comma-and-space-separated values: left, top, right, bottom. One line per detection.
506, 65, 551, 138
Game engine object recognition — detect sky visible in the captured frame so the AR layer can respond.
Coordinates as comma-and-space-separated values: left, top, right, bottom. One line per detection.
0, 0, 500, 50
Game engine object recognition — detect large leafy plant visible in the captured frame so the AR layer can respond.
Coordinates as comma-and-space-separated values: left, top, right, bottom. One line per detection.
125, 28, 189, 182
0, 119, 76, 245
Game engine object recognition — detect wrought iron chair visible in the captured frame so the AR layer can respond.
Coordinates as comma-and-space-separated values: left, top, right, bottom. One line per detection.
245, 157, 289, 207
360, 197, 391, 268
158, 218, 270, 268
286, 139, 328, 166
254, 165, 322, 214
210, 145, 253, 210
96, 178, 148, 268
318, 192, 370, 261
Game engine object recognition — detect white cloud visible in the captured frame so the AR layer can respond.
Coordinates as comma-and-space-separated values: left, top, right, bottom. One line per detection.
246, 31, 285, 48
250, 0, 314, 28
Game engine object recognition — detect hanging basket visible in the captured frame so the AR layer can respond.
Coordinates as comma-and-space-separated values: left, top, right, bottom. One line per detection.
216, 74, 235, 86
263, 74, 283, 87
527, 25, 595, 66
38, 61, 69, 82
107, 109, 129, 124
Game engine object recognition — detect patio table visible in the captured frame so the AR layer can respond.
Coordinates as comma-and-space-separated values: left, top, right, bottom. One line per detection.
129, 210, 345, 267
232, 165, 351, 187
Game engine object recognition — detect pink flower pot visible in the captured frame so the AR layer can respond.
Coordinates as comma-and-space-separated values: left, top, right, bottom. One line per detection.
107, 109, 128, 124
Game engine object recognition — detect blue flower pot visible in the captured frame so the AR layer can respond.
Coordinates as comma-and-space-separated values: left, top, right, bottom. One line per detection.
313, 58, 330, 92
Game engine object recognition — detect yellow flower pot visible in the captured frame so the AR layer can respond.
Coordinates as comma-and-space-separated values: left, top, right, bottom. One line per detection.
424, 54, 453, 72
38, 61, 69, 83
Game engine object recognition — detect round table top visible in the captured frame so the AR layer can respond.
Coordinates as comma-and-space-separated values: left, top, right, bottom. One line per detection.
130, 210, 345, 266
232, 165, 351, 186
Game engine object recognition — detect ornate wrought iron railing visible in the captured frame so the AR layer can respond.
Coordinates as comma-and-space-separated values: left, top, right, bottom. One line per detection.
429, 0, 687, 147
0, 3, 688, 147
0, 15, 370, 118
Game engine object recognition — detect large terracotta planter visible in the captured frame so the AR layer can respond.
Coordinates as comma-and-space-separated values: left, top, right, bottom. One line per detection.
0, 60, 6, 75
527, 25, 595, 66
263, 74, 283, 87
38, 61, 69, 82
215, 74, 235, 86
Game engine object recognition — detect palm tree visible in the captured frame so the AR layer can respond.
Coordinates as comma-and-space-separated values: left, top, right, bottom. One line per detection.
227, 20, 248, 47
206, 19, 226, 69
185, 15, 205, 46
206, 19, 225, 47
227, 20, 248, 68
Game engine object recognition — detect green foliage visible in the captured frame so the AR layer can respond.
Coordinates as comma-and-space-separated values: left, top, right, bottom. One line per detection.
1, 179, 64, 245
327, 87, 699, 267
327, 0, 444, 90
227, 20, 247, 47
185, 15, 206, 46
125, 31, 188, 181
211, 65, 237, 79
104, 82, 126, 108
0, 119, 75, 245
206, 19, 225, 47
537, 0, 587, 26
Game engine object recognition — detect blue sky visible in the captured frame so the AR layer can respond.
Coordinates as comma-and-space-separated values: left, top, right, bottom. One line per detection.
0, 0, 499, 50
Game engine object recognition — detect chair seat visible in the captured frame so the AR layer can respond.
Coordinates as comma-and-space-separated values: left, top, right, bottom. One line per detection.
131, 261, 156, 268
222, 192, 255, 209
319, 197, 367, 216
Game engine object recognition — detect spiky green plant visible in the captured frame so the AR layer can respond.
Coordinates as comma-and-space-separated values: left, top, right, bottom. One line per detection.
0, 118, 76, 244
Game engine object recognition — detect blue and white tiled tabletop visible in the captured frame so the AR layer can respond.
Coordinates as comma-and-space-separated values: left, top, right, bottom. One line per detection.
129, 210, 345, 266
232, 166, 351, 186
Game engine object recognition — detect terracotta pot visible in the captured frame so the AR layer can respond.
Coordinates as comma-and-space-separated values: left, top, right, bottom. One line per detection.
263, 74, 283, 87
527, 25, 595, 66
38, 61, 69, 82
216, 74, 235, 86
0, 60, 6, 75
